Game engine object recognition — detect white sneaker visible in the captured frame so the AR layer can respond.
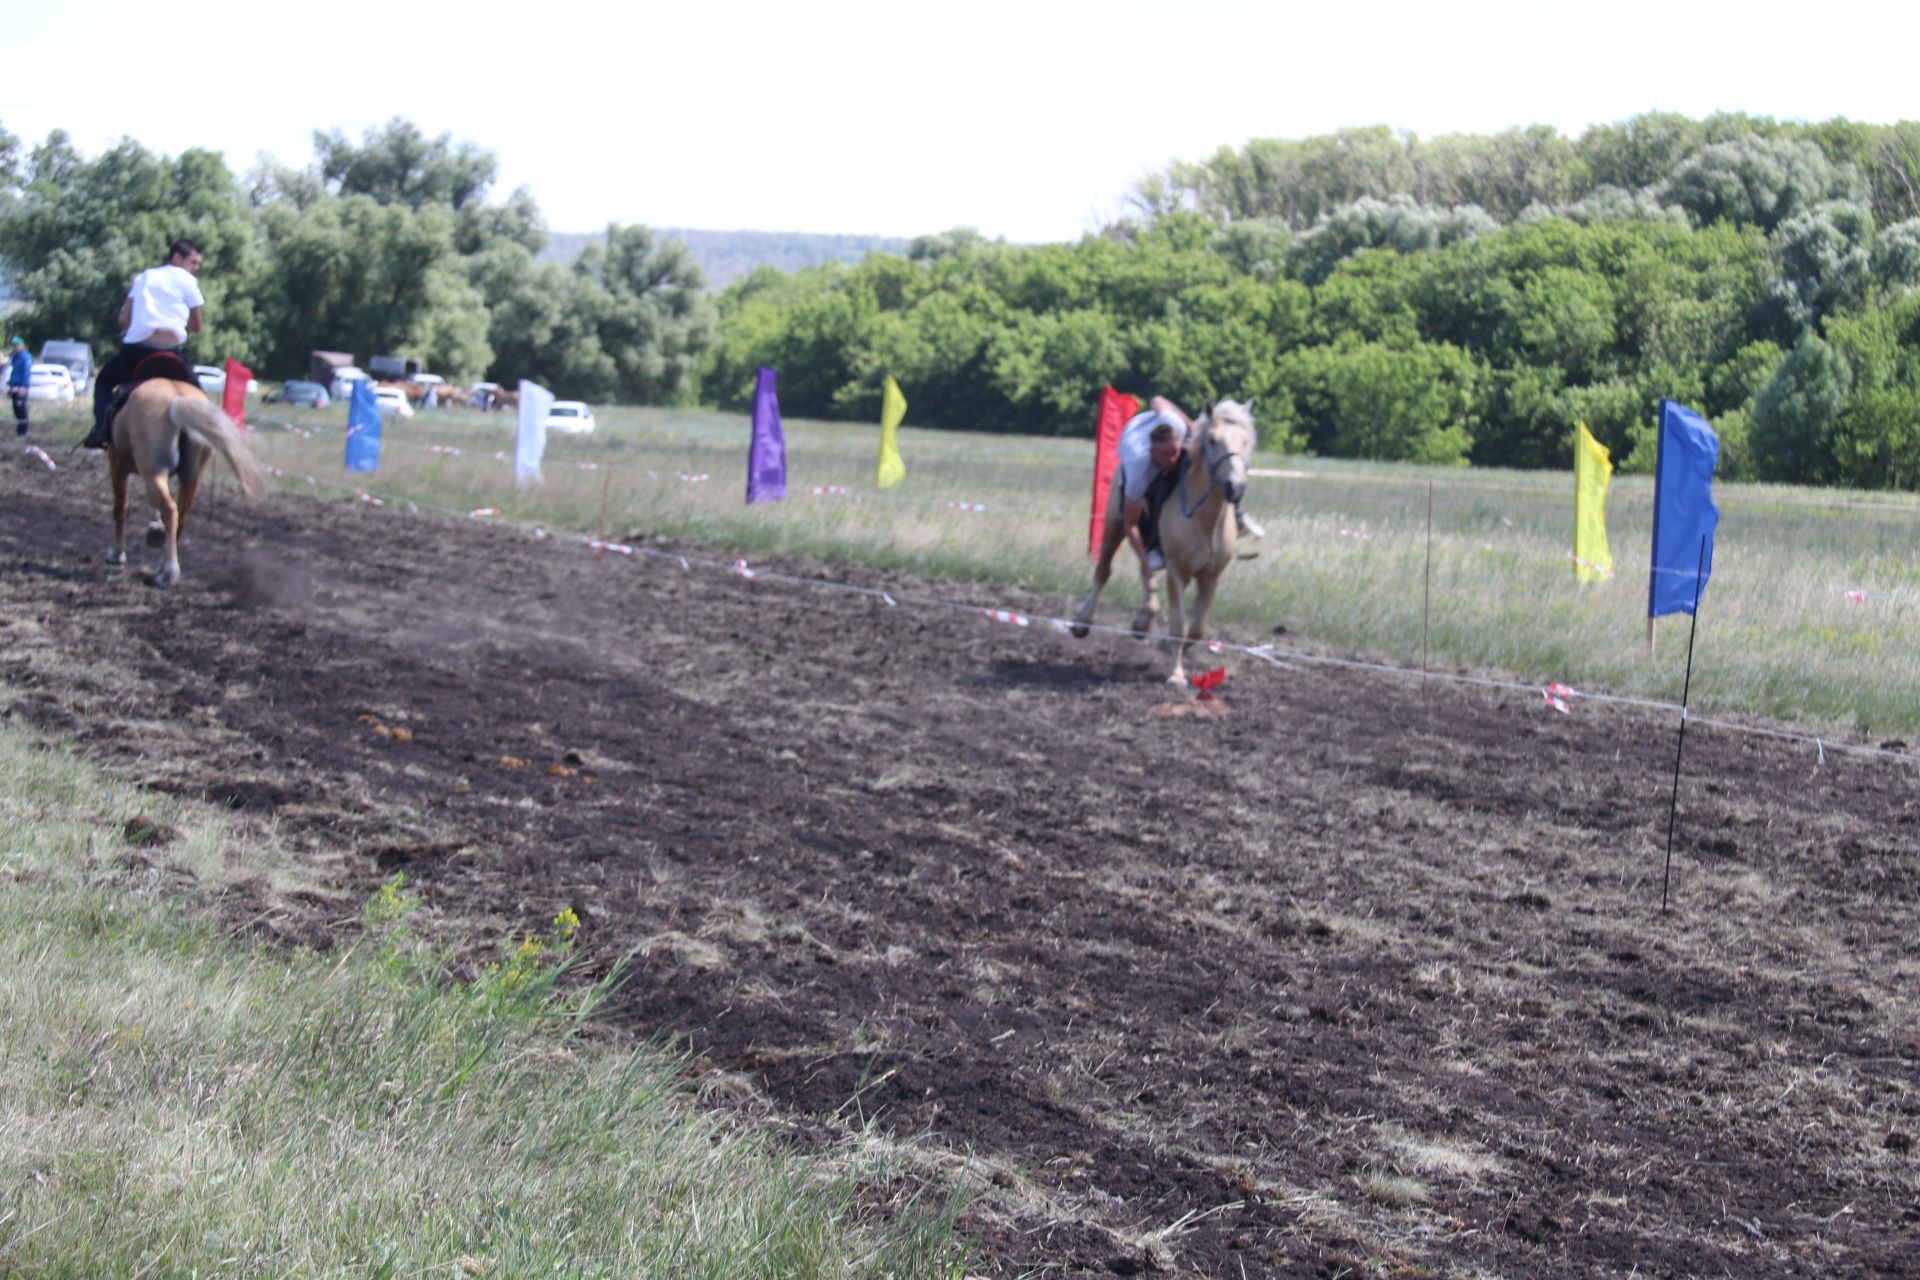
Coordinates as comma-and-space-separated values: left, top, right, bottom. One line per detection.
1237, 511, 1266, 540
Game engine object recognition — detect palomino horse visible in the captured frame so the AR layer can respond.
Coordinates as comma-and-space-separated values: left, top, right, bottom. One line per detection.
108, 375, 266, 587
1071, 400, 1255, 685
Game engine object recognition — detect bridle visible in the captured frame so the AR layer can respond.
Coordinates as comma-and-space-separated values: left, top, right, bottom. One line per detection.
1177, 427, 1242, 518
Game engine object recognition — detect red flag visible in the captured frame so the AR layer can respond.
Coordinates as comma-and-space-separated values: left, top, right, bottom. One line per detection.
222, 357, 252, 432
1089, 386, 1139, 557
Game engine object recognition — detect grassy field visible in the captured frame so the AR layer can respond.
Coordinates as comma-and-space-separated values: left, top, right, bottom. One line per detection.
27, 398, 1920, 736
0, 707, 965, 1277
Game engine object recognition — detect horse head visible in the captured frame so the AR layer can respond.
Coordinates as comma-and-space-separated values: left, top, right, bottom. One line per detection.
1198, 399, 1255, 506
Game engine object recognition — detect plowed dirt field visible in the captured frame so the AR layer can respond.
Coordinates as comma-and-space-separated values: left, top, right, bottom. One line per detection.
4, 451, 1917, 1278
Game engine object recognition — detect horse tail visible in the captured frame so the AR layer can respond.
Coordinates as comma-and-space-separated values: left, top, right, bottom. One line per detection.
167, 394, 267, 499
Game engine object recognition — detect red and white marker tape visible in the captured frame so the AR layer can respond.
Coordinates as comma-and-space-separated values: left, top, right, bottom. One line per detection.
948, 501, 987, 513
468, 507, 499, 519
811, 485, 850, 495
577, 462, 601, 471
1845, 590, 1867, 603
588, 538, 634, 556
1567, 552, 1615, 578
980, 608, 1029, 627
430, 444, 463, 456
493, 451, 509, 461
1339, 528, 1371, 541
1542, 682, 1575, 714
26, 445, 57, 470
1207, 640, 1225, 654
731, 558, 756, 579
355, 491, 384, 507
680, 473, 710, 483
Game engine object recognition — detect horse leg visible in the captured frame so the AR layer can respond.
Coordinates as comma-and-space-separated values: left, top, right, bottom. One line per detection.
1187, 572, 1222, 661
1071, 515, 1125, 639
143, 472, 181, 587
173, 441, 208, 542
107, 451, 130, 565
1131, 544, 1163, 637
1163, 565, 1191, 686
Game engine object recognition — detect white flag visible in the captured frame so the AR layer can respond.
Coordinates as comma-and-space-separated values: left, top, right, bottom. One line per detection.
515, 380, 555, 486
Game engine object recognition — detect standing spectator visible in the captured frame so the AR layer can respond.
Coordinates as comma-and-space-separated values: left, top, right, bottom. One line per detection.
82, 238, 204, 449
7, 336, 29, 437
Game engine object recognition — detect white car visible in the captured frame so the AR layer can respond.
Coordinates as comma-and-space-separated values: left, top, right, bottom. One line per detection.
192, 365, 259, 398
543, 401, 595, 434
330, 367, 370, 400
373, 385, 415, 419
27, 365, 75, 402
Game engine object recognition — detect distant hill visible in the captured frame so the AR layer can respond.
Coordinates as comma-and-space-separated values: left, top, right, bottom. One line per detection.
540, 228, 911, 289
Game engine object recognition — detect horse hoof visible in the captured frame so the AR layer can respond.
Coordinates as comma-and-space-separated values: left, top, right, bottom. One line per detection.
1130, 612, 1154, 636
145, 522, 165, 549
1167, 672, 1188, 687
1069, 622, 1090, 640
150, 567, 178, 589
105, 548, 126, 565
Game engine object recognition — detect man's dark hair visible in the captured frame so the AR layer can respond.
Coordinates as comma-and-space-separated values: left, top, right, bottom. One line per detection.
1149, 423, 1179, 445
167, 238, 201, 262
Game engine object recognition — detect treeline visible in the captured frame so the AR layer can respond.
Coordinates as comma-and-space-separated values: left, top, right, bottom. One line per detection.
0, 119, 716, 403
542, 229, 910, 288
4, 113, 1919, 489
708, 115, 1920, 489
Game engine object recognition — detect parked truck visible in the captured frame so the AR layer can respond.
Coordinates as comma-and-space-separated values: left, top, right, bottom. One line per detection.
38, 339, 94, 394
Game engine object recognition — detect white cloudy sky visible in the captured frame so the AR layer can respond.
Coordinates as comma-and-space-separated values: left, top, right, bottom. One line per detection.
5, 0, 1918, 242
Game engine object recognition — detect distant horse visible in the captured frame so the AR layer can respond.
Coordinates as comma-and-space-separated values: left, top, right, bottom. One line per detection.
1071, 400, 1255, 685
107, 368, 266, 587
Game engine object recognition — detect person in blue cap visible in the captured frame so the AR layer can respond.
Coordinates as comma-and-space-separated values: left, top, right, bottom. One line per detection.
7, 337, 30, 437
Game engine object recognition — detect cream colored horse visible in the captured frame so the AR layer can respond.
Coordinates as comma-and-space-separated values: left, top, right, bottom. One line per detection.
107, 378, 266, 587
1071, 400, 1255, 684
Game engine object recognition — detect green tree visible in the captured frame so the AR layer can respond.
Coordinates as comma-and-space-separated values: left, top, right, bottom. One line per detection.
0, 134, 268, 367
1750, 330, 1852, 482
1286, 339, 1480, 463
312, 118, 496, 210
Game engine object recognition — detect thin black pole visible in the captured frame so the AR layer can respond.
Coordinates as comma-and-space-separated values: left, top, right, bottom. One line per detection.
1661, 534, 1711, 913
1422, 481, 1434, 709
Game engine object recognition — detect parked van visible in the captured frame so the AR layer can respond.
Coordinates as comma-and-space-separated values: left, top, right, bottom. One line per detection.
38, 339, 94, 394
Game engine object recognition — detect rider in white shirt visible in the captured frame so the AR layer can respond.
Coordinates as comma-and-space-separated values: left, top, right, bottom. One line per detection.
1117, 395, 1266, 571
83, 238, 205, 449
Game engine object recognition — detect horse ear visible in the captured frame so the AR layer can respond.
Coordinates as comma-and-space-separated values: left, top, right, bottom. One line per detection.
1245, 397, 1256, 415
1203, 399, 1214, 420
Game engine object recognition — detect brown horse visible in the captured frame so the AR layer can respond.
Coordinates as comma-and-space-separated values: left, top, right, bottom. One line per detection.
1072, 400, 1255, 684
107, 378, 266, 586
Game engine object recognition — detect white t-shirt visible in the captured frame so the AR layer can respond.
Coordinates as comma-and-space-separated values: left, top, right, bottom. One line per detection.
1116, 410, 1186, 500
123, 264, 205, 347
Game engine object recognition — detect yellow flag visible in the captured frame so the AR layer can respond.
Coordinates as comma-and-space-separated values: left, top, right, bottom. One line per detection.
1573, 422, 1614, 583
876, 376, 907, 489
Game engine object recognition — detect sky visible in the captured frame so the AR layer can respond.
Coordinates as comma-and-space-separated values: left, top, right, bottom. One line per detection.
6, 0, 1919, 243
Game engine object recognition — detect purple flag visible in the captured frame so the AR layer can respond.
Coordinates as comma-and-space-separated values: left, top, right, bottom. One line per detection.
746, 366, 786, 504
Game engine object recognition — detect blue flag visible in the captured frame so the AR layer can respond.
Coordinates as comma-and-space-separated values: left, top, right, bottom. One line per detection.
746, 366, 787, 504
344, 380, 383, 473
1648, 399, 1720, 618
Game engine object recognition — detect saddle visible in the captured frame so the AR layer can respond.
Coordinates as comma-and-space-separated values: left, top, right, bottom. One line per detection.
1141, 462, 1180, 556
128, 350, 196, 390
106, 351, 199, 421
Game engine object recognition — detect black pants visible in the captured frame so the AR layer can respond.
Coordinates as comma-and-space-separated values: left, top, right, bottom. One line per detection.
1141, 468, 1178, 554
92, 343, 178, 426
9, 389, 26, 435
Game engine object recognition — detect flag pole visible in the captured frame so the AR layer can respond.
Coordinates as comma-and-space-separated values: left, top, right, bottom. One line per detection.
1422, 481, 1434, 708
1660, 533, 1710, 913
595, 464, 613, 555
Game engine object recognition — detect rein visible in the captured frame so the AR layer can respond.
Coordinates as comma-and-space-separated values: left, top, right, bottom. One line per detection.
1176, 434, 1235, 519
